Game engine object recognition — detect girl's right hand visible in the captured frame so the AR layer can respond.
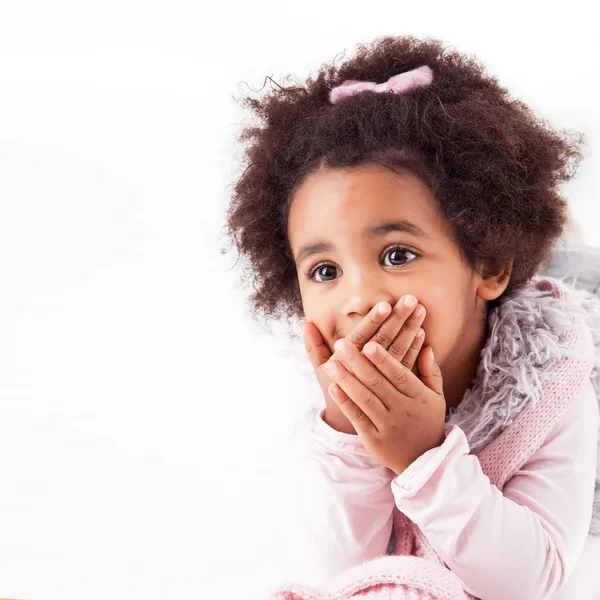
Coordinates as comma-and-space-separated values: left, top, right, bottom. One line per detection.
300, 296, 427, 434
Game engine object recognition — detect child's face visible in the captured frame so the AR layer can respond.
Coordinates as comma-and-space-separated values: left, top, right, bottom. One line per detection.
286, 164, 492, 373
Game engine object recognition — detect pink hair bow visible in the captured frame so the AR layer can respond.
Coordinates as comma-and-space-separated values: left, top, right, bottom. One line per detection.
329, 65, 433, 104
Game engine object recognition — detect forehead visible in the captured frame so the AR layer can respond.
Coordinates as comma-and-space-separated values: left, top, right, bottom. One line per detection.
286, 164, 445, 247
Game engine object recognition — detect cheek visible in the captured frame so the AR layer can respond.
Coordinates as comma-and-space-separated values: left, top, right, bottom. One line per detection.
303, 301, 336, 346
419, 288, 465, 361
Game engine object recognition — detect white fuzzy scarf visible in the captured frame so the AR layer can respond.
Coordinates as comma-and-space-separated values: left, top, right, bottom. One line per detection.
446, 276, 600, 535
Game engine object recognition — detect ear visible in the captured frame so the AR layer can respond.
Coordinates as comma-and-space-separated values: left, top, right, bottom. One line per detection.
476, 257, 513, 302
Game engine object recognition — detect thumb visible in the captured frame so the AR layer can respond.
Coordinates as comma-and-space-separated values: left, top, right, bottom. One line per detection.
300, 321, 332, 372
418, 346, 444, 396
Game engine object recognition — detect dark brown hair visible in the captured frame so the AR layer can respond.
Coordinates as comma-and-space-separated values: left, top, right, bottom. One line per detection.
222, 35, 584, 327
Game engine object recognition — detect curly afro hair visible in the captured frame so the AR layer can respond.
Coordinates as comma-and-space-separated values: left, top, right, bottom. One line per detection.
222, 35, 584, 328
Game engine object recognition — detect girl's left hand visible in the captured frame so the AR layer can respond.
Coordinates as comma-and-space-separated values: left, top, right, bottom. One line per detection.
326, 338, 447, 476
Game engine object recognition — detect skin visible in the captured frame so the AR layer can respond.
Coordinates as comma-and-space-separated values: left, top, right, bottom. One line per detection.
286, 164, 512, 414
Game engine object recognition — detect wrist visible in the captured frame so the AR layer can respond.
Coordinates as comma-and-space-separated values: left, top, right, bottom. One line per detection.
322, 408, 357, 435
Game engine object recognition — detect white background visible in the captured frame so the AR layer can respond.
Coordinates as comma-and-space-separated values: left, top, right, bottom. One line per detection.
1, 1, 599, 599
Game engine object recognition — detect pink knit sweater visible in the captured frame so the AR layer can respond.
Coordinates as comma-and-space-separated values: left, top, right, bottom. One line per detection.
269, 276, 600, 600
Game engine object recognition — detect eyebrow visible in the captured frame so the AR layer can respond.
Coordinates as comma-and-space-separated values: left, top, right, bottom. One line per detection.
294, 219, 430, 266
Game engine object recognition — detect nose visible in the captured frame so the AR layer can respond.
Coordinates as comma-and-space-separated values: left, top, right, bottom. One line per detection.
340, 269, 396, 319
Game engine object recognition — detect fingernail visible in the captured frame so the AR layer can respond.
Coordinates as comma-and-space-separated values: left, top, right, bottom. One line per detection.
326, 361, 339, 376
334, 339, 347, 354
364, 342, 378, 356
403, 295, 417, 308
377, 302, 390, 315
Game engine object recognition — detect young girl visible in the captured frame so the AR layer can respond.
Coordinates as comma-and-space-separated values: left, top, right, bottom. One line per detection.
223, 36, 600, 600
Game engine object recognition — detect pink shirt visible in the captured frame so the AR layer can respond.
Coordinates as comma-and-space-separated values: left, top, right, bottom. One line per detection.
289, 378, 599, 600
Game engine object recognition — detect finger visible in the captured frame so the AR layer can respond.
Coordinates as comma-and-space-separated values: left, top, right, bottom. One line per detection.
300, 321, 332, 371
333, 338, 399, 412
400, 327, 425, 372
328, 383, 377, 440
362, 342, 424, 399
387, 304, 426, 363
417, 346, 444, 395
326, 358, 385, 430
368, 295, 421, 352
345, 301, 392, 349
304, 302, 392, 376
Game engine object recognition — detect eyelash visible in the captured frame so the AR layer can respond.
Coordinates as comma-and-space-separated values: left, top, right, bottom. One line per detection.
304, 245, 419, 282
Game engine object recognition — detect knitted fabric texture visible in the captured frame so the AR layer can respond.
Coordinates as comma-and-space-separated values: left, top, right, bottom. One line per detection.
269, 275, 600, 600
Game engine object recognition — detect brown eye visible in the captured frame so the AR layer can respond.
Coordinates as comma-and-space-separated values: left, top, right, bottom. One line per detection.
383, 246, 417, 267
310, 264, 340, 282
305, 246, 418, 284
